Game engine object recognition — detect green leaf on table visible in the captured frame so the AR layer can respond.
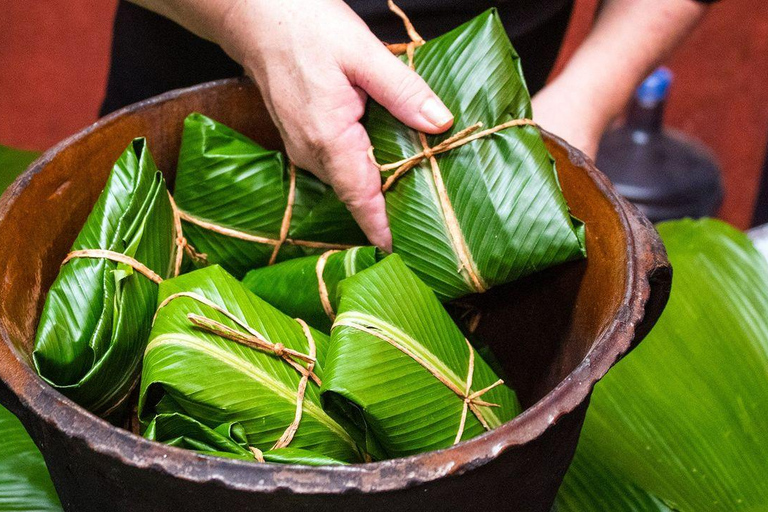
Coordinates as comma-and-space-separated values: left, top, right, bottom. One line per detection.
322, 254, 520, 458
140, 265, 364, 463
242, 246, 378, 333
0, 145, 39, 193
33, 139, 178, 416
0, 405, 61, 511
557, 219, 768, 511
364, 9, 585, 301
173, 114, 367, 278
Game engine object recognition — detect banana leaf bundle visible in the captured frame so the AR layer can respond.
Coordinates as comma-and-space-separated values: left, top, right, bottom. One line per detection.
322, 254, 521, 458
33, 139, 179, 416
139, 265, 364, 463
365, 8, 585, 301
145, 413, 346, 465
173, 113, 368, 278
242, 246, 378, 333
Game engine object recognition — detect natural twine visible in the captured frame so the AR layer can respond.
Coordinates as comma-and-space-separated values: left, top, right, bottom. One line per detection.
378, 0, 539, 294
176, 163, 355, 265
315, 250, 341, 321
334, 317, 503, 444
153, 291, 320, 452
61, 192, 196, 283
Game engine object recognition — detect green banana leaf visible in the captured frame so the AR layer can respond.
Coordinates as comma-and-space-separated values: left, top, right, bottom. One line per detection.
242, 246, 378, 333
173, 113, 368, 278
0, 405, 62, 511
145, 412, 346, 465
139, 265, 364, 463
0, 145, 39, 192
33, 139, 178, 416
364, 9, 585, 301
322, 254, 520, 458
557, 219, 768, 511
0, 146, 61, 510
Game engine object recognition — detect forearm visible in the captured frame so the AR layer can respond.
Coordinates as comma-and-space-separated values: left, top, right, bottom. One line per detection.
554, 0, 708, 130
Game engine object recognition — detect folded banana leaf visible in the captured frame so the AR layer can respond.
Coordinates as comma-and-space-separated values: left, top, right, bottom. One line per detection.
173, 113, 368, 278
33, 139, 178, 416
145, 412, 346, 465
139, 265, 364, 463
322, 254, 520, 458
365, 9, 585, 301
557, 219, 768, 511
242, 246, 378, 333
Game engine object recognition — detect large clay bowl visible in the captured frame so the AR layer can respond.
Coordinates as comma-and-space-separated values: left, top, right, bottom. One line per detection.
0, 77, 671, 512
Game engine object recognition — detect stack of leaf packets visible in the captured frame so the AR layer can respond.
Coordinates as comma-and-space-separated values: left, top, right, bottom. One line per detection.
322, 255, 520, 458
139, 265, 364, 463
173, 114, 368, 278
365, 9, 585, 301
33, 139, 178, 416
242, 246, 378, 333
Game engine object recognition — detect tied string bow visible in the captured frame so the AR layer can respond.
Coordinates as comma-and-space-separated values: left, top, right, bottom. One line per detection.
335, 316, 504, 444
153, 291, 319, 452
380, 0, 538, 294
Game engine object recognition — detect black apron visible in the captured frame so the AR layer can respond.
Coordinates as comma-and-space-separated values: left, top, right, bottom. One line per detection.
101, 0, 573, 115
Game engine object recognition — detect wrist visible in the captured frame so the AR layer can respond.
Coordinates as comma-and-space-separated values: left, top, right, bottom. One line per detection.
540, 74, 613, 140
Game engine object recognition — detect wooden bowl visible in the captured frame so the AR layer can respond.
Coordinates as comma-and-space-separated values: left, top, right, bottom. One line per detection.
0, 78, 671, 512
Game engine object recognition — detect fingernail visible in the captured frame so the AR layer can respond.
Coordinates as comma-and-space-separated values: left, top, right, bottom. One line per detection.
420, 98, 453, 128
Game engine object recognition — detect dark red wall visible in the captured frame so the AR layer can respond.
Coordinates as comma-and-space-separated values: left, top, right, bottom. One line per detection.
1, 0, 766, 228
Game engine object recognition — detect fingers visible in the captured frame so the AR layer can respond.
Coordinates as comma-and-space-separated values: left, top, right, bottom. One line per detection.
319, 122, 392, 252
348, 44, 454, 135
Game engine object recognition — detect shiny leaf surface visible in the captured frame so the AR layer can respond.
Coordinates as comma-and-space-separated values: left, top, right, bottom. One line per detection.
242, 246, 378, 333
558, 219, 768, 511
140, 265, 363, 463
322, 255, 520, 458
365, 10, 585, 301
33, 139, 177, 416
174, 114, 366, 277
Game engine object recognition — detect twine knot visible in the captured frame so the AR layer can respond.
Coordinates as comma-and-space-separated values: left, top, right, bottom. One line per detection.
154, 293, 320, 451
335, 314, 504, 445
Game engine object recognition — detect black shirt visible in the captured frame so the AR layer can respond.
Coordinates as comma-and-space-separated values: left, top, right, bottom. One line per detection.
101, 0, 574, 115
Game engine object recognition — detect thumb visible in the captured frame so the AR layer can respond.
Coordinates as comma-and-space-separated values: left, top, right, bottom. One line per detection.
349, 44, 454, 134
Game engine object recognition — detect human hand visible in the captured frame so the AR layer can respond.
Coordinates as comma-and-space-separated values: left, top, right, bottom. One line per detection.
531, 78, 607, 161
217, 0, 453, 251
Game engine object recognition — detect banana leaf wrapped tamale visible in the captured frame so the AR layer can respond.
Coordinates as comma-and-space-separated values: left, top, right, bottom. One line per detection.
365, 8, 585, 301
145, 413, 346, 465
33, 139, 179, 416
242, 246, 378, 333
173, 114, 368, 278
139, 265, 363, 463
322, 254, 521, 458
33, 139, 181, 416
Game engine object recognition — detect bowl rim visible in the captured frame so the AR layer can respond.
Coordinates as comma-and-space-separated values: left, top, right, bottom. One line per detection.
0, 77, 666, 495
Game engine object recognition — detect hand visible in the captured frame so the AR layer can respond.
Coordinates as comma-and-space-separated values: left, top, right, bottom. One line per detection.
531, 78, 606, 161
217, 0, 454, 251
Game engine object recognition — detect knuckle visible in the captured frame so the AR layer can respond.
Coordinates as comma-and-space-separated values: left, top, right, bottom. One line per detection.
390, 72, 426, 108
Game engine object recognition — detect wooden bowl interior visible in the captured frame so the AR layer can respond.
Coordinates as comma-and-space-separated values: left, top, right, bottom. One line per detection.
0, 80, 625, 413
